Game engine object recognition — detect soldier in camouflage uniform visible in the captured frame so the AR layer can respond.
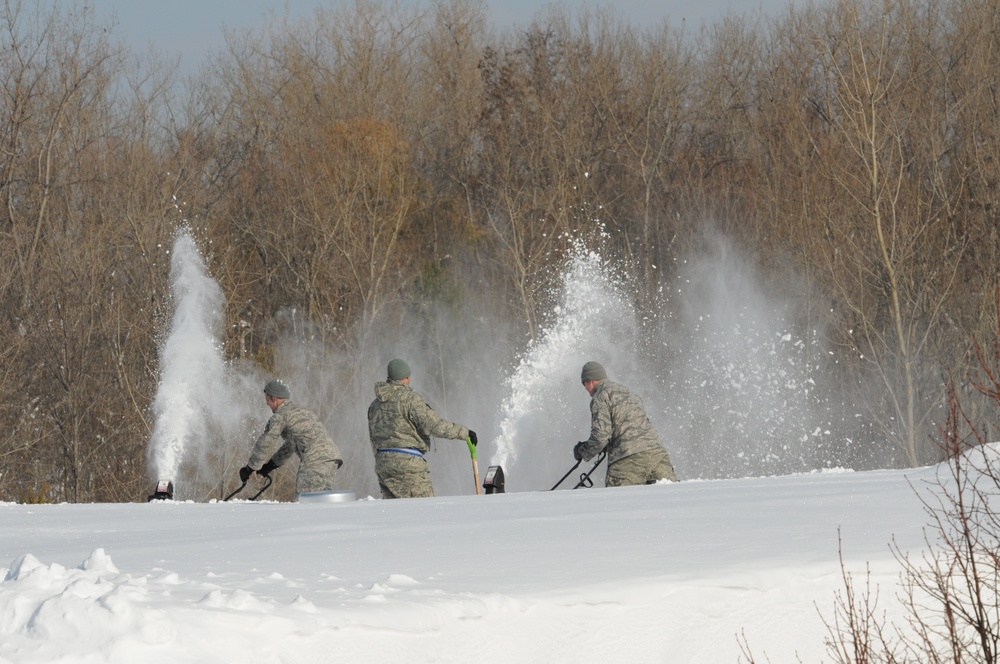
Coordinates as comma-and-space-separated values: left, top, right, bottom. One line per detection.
573, 361, 677, 487
368, 359, 477, 499
239, 379, 343, 495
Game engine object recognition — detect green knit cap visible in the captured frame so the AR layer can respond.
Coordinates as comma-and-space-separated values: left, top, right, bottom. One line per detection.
581, 361, 607, 382
387, 358, 411, 381
263, 378, 291, 399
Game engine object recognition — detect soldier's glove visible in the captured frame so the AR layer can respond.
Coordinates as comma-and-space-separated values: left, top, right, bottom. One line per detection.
573, 442, 586, 462
258, 460, 279, 477
468, 430, 478, 447
238, 465, 254, 483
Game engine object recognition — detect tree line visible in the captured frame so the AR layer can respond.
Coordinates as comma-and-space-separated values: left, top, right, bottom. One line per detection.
0, 0, 997, 502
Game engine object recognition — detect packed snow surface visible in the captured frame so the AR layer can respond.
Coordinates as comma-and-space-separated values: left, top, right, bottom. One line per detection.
0, 465, 939, 663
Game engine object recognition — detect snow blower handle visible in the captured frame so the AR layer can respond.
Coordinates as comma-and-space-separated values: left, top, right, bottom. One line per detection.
550, 458, 583, 491
224, 469, 274, 502
224, 480, 248, 501
551, 448, 608, 490
572, 451, 608, 489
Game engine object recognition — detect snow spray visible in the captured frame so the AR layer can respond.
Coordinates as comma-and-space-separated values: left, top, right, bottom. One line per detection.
660, 238, 840, 479
147, 227, 259, 500
491, 238, 646, 491
491, 234, 848, 490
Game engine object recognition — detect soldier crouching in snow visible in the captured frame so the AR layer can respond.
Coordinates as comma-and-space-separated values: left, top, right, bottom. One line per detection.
239, 379, 343, 496
573, 361, 677, 487
367, 358, 478, 499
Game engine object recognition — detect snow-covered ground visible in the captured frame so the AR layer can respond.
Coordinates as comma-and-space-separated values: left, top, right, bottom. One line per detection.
1, 464, 939, 663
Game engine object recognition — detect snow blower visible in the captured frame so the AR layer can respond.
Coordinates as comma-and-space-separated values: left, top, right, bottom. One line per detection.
482, 465, 505, 494
147, 479, 174, 502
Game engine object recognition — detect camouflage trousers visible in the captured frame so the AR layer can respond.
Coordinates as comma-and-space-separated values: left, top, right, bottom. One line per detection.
375, 450, 434, 499
295, 459, 339, 494
606, 447, 677, 487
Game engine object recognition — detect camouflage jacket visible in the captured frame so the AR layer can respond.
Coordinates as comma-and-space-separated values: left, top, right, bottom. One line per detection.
367, 380, 468, 455
248, 400, 342, 492
577, 380, 666, 465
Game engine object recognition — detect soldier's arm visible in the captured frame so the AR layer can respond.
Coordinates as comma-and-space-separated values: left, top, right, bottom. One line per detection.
410, 396, 468, 441
269, 441, 294, 467
248, 413, 286, 469
578, 395, 611, 460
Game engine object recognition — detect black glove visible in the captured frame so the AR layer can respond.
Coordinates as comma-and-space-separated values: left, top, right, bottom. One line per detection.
239, 465, 254, 482
258, 459, 279, 477
468, 430, 478, 447
573, 442, 586, 461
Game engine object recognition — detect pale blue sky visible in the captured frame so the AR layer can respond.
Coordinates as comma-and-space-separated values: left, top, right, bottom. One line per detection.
91, 0, 789, 74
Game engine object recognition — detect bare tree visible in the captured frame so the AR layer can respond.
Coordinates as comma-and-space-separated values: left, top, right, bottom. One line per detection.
0, 0, 182, 501
798, 0, 967, 466
821, 290, 1000, 663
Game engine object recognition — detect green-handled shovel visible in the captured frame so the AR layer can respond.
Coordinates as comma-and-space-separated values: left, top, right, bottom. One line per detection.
467, 436, 482, 495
